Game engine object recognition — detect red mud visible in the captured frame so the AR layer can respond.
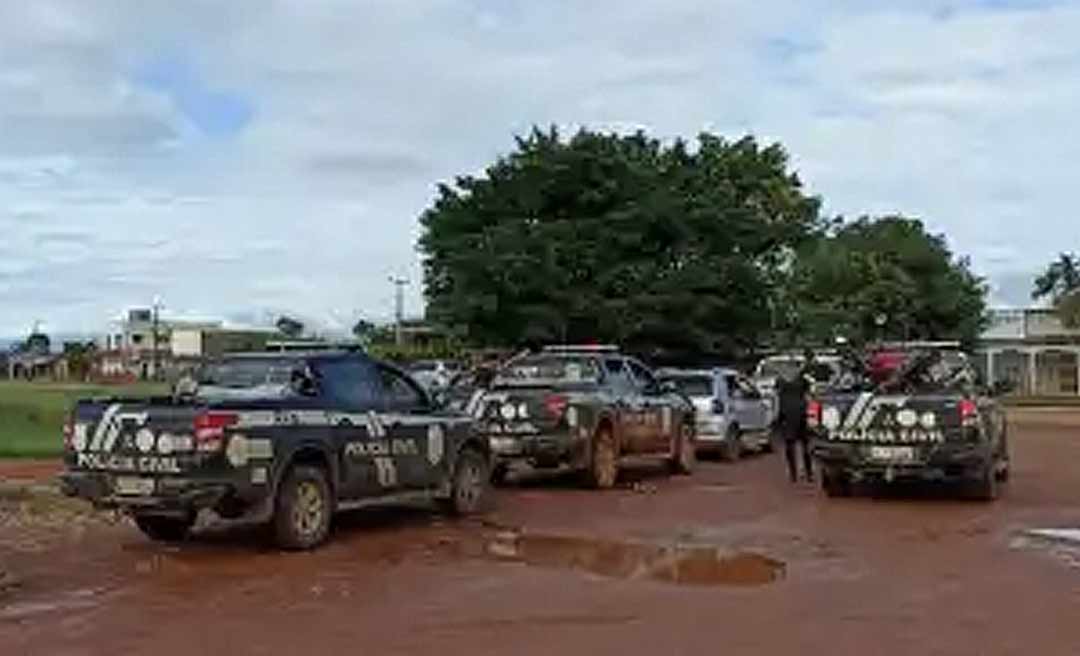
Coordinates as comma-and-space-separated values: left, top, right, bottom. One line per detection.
2, 409, 1079, 655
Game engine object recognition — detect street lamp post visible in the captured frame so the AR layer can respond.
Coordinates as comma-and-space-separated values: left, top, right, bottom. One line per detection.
151, 296, 163, 381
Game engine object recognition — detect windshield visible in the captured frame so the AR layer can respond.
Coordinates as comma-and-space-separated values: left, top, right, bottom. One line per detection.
195, 358, 299, 389
757, 359, 803, 380
662, 375, 713, 397
495, 355, 601, 384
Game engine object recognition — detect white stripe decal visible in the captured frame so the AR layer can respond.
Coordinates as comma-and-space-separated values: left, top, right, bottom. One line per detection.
89, 404, 121, 451
842, 393, 873, 429
857, 396, 910, 429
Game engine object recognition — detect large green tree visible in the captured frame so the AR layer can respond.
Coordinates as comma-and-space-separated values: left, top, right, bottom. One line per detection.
418, 127, 822, 356
1032, 252, 1080, 326
788, 216, 988, 346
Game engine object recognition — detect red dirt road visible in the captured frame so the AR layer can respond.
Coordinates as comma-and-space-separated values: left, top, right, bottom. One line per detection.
2, 409, 1080, 655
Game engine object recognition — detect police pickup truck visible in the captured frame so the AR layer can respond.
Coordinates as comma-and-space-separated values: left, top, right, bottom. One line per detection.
476, 345, 696, 488
60, 351, 490, 550
810, 345, 1010, 500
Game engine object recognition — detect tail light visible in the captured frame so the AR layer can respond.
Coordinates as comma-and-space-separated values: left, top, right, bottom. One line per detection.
194, 411, 239, 452
62, 416, 75, 451
959, 399, 978, 427
806, 400, 822, 428
544, 394, 569, 420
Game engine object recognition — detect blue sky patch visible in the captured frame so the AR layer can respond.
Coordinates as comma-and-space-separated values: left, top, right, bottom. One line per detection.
135, 52, 253, 138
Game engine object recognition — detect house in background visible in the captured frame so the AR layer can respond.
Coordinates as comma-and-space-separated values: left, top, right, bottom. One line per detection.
974, 308, 1080, 396
6, 331, 68, 380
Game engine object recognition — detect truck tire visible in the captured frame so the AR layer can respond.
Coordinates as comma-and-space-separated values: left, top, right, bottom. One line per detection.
490, 462, 510, 486
670, 421, 696, 475
583, 425, 618, 489
134, 513, 195, 543
723, 426, 741, 462
969, 461, 999, 501
273, 465, 333, 550
442, 447, 490, 516
821, 472, 852, 498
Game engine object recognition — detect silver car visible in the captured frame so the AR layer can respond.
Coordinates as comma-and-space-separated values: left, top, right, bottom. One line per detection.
657, 368, 774, 460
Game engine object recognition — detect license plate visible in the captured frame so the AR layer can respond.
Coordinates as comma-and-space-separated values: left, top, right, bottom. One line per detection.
868, 446, 916, 462
114, 477, 155, 496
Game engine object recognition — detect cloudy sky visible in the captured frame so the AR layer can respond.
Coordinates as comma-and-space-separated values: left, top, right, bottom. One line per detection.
3, 0, 1078, 338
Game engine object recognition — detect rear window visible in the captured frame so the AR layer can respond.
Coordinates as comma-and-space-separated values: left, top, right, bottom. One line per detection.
495, 355, 601, 383
196, 359, 299, 389
663, 376, 713, 397
757, 359, 803, 380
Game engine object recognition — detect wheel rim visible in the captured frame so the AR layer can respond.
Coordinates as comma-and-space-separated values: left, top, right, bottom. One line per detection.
294, 481, 325, 538
457, 457, 484, 510
595, 432, 616, 486
681, 426, 695, 468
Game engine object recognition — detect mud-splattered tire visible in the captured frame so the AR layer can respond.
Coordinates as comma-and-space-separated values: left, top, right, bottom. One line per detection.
584, 425, 618, 489
723, 426, 741, 462
670, 422, 696, 475
821, 472, 852, 498
490, 462, 510, 487
969, 461, 999, 502
273, 465, 333, 550
134, 513, 194, 542
443, 448, 490, 516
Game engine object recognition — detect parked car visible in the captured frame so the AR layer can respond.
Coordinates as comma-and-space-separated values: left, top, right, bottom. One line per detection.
753, 353, 841, 420
657, 368, 774, 460
59, 350, 490, 550
811, 345, 1009, 499
476, 345, 696, 488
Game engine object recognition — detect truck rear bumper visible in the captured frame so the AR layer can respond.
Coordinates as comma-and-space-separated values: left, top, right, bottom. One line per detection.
59, 471, 239, 516
486, 431, 586, 468
814, 442, 992, 482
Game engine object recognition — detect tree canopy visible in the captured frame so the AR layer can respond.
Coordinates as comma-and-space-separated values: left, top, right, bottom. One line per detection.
788, 216, 988, 346
1033, 252, 1080, 327
418, 127, 823, 357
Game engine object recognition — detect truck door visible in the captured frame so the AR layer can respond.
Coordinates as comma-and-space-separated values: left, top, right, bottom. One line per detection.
627, 359, 672, 452
603, 357, 646, 451
315, 358, 385, 498
376, 364, 445, 490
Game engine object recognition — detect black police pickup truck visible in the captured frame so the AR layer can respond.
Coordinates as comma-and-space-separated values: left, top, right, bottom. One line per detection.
810, 345, 1010, 500
60, 351, 490, 550
476, 345, 696, 488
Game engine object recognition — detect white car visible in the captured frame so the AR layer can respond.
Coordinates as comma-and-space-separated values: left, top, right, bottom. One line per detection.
752, 354, 842, 421
657, 368, 774, 461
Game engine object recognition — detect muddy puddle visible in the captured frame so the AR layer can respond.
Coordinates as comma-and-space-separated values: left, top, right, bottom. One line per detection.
474, 531, 785, 587
1011, 528, 1080, 570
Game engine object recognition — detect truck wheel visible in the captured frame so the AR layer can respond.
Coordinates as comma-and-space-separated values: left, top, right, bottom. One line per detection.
723, 426, 741, 462
490, 462, 510, 486
969, 461, 999, 501
670, 422, 696, 475
584, 425, 618, 489
273, 465, 333, 550
443, 447, 490, 516
821, 472, 851, 498
134, 513, 195, 542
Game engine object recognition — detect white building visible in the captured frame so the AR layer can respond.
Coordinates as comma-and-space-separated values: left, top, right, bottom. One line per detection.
975, 308, 1080, 396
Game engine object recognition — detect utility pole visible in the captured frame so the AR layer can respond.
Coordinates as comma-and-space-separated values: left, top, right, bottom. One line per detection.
388, 276, 408, 347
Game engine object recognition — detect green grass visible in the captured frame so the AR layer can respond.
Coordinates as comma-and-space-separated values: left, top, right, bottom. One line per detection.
0, 381, 167, 458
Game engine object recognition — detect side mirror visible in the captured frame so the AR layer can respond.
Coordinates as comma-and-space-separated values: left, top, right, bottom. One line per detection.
430, 390, 448, 409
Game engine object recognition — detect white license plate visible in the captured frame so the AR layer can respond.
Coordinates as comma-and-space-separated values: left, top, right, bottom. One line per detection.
868, 446, 916, 462
114, 477, 155, 496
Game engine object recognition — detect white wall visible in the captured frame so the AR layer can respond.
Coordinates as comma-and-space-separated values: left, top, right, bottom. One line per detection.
171, 329, 204, 358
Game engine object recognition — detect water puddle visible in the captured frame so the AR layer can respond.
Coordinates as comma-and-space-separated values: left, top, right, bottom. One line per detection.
1011, 528, 1080, 571
0, 587, 106, 622
480, 531, 784, 586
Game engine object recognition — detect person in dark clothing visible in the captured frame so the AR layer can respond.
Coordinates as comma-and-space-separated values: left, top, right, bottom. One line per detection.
778, 365, 814, 483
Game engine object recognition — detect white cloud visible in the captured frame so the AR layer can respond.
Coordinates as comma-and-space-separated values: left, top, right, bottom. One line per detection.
3, 0, 1079, 336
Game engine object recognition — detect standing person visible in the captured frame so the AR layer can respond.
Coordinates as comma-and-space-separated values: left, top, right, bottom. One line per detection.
778, 361, 814, 483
